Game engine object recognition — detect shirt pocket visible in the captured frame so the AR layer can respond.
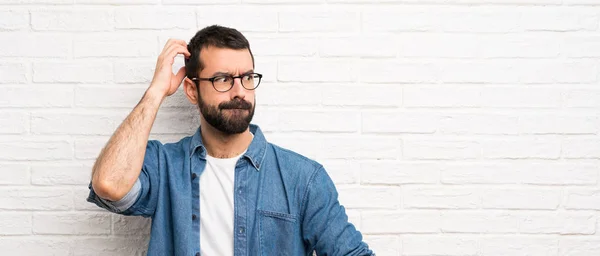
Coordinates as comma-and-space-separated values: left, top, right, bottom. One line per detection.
258, 209, 299, 256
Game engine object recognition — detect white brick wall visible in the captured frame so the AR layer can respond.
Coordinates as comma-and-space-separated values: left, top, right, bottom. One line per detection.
1, 0, 600, 255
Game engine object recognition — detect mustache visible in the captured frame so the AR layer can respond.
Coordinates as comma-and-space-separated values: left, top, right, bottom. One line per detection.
219, 99, 252, 110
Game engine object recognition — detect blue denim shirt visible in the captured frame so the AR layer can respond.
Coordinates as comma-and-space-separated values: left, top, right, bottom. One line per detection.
87, 124, 374, 256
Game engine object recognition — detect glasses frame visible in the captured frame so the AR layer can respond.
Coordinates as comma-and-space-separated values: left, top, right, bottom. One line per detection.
190, 72, 263, 92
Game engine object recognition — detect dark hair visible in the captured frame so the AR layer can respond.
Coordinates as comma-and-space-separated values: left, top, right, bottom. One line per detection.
185, 25, 254, 79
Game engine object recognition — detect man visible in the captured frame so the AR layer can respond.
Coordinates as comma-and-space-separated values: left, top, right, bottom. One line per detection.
87, 25, 374, 256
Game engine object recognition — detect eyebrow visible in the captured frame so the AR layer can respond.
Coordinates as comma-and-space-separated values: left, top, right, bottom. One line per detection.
210, 70, 254, 77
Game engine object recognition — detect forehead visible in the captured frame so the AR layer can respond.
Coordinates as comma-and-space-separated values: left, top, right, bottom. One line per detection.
199, 46, 253, 75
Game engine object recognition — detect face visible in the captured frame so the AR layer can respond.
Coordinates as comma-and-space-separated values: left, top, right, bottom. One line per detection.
185, 46, 256, 134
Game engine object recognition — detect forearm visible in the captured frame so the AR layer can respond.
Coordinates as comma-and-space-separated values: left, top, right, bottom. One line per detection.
91, 88, 164, 201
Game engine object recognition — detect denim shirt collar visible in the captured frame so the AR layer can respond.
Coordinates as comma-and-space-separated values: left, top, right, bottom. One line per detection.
189, 124, 267, 171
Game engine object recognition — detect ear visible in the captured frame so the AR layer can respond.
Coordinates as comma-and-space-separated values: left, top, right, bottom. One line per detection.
183, 77, 198, 105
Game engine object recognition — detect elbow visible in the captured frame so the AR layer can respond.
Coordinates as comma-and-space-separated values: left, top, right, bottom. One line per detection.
91, 173, 128, 202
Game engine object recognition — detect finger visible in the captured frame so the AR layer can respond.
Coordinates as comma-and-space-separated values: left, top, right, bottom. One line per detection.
162, 39, 187, 51
160, 43, 181, 57
165, 45, 191, 60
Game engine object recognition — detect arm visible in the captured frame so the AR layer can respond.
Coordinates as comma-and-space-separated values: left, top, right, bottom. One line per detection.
91, 39, 190, 201
301, 166, 375, 256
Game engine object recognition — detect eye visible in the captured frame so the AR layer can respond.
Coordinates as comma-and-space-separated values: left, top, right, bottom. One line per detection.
213, 76, 231, 83
243, 74, 254, 81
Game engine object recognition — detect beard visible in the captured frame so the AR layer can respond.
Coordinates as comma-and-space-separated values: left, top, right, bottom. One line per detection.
197, 92, 255, 135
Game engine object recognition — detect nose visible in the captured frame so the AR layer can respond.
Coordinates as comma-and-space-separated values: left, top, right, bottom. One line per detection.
229, 77, 246, 100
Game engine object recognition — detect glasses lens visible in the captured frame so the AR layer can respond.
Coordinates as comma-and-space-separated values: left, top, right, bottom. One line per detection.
213, 75, 232, 92
242, 73, 261, 89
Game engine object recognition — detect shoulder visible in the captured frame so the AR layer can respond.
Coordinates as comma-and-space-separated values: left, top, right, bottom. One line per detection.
268, 143, 323, 177
147, 135, 194, 157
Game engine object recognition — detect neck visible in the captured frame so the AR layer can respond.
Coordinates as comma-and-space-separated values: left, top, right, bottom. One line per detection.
199, 120, 253, 159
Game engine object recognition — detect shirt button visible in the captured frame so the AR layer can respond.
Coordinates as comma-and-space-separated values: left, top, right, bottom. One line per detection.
239, 227, 245, 234
191, 173, 197, 179
192, 214, 197, 221
195, 252, 200, 256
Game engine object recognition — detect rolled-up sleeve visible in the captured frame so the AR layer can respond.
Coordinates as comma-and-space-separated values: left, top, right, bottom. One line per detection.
86, 140, 163, 218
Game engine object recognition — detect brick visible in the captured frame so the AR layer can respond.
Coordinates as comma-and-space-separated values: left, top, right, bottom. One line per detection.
565, 189, 600, 210
338, 186, 401, 209
31, 9, 114, 31
403, 187, 479, 209
518, 61, 598, 84
403, 86, 480, 108
71, 237, 148, 255
362, 235, 400, 256
277, 110, 359, 133
0, 188, 72, 210
0, 0, 71, 3
560, 238, 600, 256
362, 111, 438, 134
360, 61, 437, 83
0, 85, 73, 107
519, 114, 599, 134
0, 238, 71, 256
397, 33, 478, 58
34, 61, 113, 83
361, 211, 440, 234
0, 112, 28, 134
482, 237, 558, 256
115, 7, 195, 29
31, 164, 92, 185
0, 62, 28, 83
0, 213, 31, 235
0, 164, 29, 185
114, 60, 155, 84
439, 113, 519, 135
565, 90, 600, 108
33, 212, 111, 235
481, 138, 561, 159
0, 139, 72, 160
0, 10, 29, 30
564, 0, 600, 4
346, 210, 361, 229
438, 61, 518, 83
564, 35, 600, 57
152, 108, 200, 134
482, 188, 560, 210
441, 211, 519, 233
522, 7, 598, 31
403, 139, 480, 160
244, 0, 321, 3
562, 138, 600, 159
75, 85, 147, 108
321, 136, 401, 160
279, 60, 355, 82
75, 137, 108, 160
279, 11, 358, 32
519, 212, 595, 235
403, 236, 478, 256
442, 163, 520, 185
362, 9, 435, 32
319, 36, 396, 57
163, 0, 237, 3
360, 162, 439, 185
31, 110, 128, 135
250, 37, 317, 57
481, 87, 562, 108
113, 215, 151, 235
438, 9, 520, 33
255, 58, 277, 83
321, 84, 402, 107
321, 160, 359, 184
74, 34, 157, 57
197, 7, 277, 32
76, 0, 158, 3
520, 163, 598, 185
259, 84, 321, 106
479, 34, 560, 58
0, 32, 72, 58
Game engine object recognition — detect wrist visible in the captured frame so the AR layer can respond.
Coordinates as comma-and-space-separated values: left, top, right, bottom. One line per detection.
144, 86, 167, 105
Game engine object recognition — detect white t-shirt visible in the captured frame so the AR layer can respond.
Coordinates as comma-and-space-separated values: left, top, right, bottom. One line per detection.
199, 151, 245, 256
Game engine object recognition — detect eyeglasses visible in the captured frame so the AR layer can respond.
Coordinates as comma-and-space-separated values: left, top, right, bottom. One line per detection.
190, 73, 263, 92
